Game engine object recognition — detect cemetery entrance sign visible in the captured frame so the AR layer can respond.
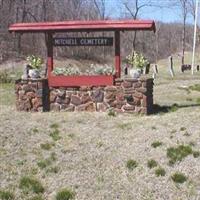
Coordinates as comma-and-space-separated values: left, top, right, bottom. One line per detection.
53, 37, 113, 46
9, 20, 155, 87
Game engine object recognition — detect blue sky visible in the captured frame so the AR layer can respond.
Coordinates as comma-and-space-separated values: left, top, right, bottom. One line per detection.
105, 0, 195, 24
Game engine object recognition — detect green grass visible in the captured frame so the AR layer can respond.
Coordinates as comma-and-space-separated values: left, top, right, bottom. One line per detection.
171, 172, 187, 184
49, 129, 61, 141
180, 127, 187, 131
117, 123, 132, 130
19, 176, 44, 194
50, 129, 61, 141
0, 83, 15, 106
189, 84, 200, 92
196, 98, 200, 104
56, 188, 75, 200
29, 195, 44, 200
46, 166, 59, 174
37, 159, 52, 169
193, 151, 200, 158
50, 152, 57, 161
0, 190, 14, 200
40, 142, 54, 150
126, 159, 138, 171
32, 128, 39, 133
169, 104, 179, 112
107, 108, 116, 117
151, 141, 163, 148
147, 159, 158, 169
50, 123, 59, 129
155, 167, 166, 177
167, 145, 193, 165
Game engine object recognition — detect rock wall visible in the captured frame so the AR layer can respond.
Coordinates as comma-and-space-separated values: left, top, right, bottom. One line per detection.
15, 77, 153, 114
15, 79, 49, 112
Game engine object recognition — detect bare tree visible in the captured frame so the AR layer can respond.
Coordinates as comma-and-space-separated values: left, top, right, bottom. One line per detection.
122, 0, 158, 50
179, 0, 189, 65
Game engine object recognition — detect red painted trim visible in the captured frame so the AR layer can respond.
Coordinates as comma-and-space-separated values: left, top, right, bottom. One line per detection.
115, 31, 121, 78
48, 75, 114, 87
47, 34, 53, 77
9, 20, 156, 33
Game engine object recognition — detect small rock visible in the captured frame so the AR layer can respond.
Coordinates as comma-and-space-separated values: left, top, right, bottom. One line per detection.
50, 91, 57, 102
122, 81, 132, 88
76, 102, 96, 111
122, 105, 135, 111
50, 103, 60, 111
91, 89, 104, 102
71, 95, 82, 106
26, 92, 36, 99
105, 86, 117, 92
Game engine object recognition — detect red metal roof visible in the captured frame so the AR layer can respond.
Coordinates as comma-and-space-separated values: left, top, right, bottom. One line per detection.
9, 20, 156, 33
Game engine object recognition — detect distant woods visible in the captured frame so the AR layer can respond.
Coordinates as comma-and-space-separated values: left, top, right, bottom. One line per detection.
0, 0, 197, 64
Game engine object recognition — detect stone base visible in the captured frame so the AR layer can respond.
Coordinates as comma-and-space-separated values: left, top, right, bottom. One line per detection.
15, 79, 49, 112
15, 77, 153, 114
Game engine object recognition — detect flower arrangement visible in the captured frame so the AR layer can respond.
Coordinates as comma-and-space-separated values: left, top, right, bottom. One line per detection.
52, 65, 81, 76
53, 64, 115, 76
26, 55, 43, 70
86, 64, 115, 75
126, 51, 148, 70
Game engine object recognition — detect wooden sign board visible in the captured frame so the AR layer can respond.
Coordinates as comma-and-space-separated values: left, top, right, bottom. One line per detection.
53, 37, 113, 46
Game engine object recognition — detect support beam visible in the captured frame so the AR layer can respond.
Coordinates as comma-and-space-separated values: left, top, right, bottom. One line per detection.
47, 33, 53, 77
115, 31, 121, 78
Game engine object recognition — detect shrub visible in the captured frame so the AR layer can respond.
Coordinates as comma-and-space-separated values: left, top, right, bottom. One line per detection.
151, 141, 162, 148
171, 172, 187, 183
147, 159, 158, 169
155, 167, 166, 177
167, 145, 193, 165
126, 159, 138, 171
19, 176, 44, 194
56, 188, 75, 200
0, 190, 14, 200
50, 129, 61, 141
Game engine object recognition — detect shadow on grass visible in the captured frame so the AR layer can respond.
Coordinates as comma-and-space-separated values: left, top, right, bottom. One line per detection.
151, 103, 200, 115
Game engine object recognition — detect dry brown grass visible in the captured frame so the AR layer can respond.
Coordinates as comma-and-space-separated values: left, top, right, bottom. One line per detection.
0, 60, 200, 199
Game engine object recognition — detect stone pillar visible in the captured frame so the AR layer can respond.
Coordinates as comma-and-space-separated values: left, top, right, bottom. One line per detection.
15, 79, 49, 112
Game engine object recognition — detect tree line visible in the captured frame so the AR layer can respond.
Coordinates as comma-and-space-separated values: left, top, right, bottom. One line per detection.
0, 0, 198, 65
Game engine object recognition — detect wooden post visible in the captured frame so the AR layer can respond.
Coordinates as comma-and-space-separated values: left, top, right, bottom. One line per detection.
169, 56, 175, 77
115, 31, 121, 78
152, 64, 158, 79
47, 33, 53, 77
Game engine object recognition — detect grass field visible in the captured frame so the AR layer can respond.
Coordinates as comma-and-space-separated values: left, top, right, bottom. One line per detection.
0, 56, 200, 200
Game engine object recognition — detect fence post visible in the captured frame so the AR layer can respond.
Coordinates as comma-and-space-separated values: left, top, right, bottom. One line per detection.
169, 56, 175, 77
152, 64, 158, 79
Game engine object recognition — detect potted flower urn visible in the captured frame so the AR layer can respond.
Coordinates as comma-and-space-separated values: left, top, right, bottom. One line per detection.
26, 55, 43, 79
126, 51, 148, 78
